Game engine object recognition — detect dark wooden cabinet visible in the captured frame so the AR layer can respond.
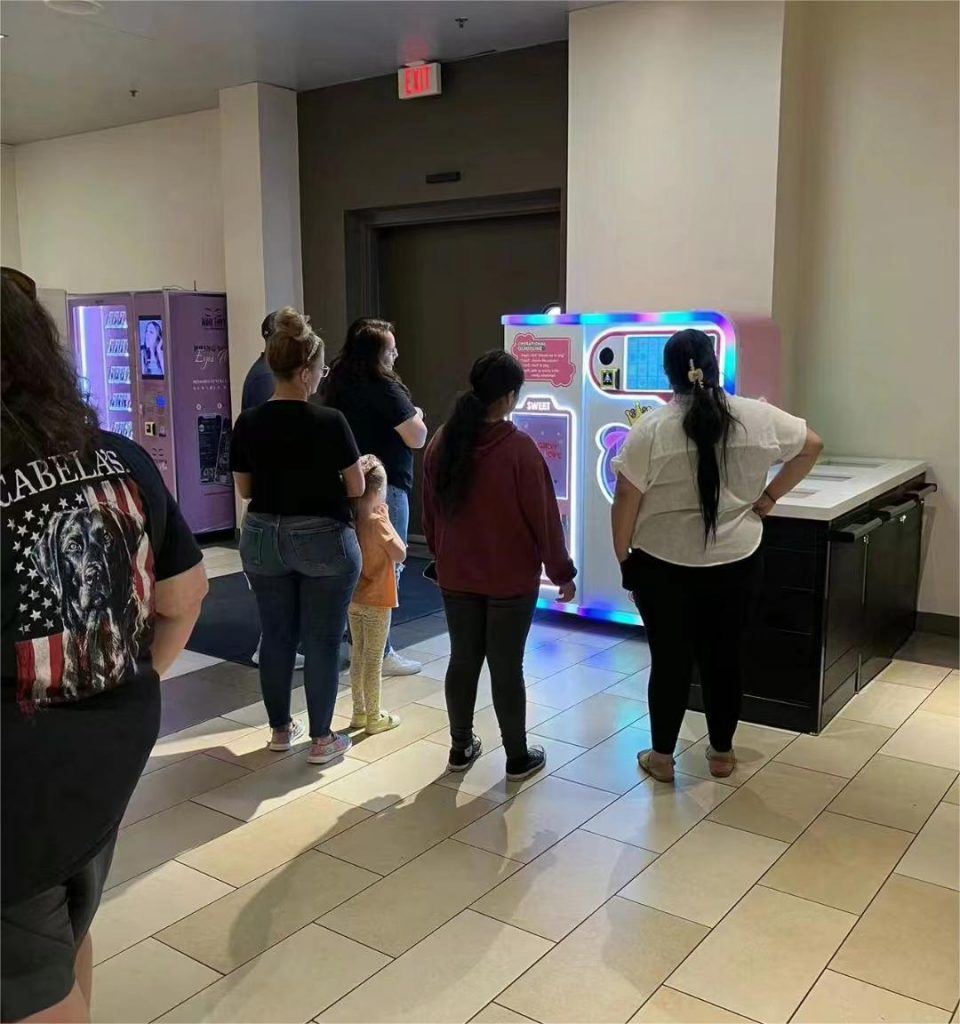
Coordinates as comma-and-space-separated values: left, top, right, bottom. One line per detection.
689, 473, 930, 733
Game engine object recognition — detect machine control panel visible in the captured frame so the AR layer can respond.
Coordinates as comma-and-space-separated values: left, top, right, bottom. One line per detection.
588, 327, 723, 398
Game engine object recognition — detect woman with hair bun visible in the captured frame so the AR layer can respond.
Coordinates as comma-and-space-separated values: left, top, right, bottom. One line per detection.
231, 308, 364, 765
423, 350, 576, 782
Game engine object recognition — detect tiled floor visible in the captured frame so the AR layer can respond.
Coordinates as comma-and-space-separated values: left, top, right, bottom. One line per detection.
93, 616, 960, 1024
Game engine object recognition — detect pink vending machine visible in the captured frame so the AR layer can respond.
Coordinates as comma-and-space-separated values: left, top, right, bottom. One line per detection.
69, 290, 235, 536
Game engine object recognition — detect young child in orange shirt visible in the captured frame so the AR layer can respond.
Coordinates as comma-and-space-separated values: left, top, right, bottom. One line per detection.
349, 455, 406, 734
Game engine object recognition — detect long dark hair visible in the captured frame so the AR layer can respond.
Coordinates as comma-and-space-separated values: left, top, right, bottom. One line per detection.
324, 317, 409, 406
1, 273, 99, 464
434, 350, 524, 512
663, 328, 739, 544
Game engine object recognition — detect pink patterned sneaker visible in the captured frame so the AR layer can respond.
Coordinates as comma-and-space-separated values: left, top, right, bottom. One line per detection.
307, 732, 352, 764
268, 718, 305, 752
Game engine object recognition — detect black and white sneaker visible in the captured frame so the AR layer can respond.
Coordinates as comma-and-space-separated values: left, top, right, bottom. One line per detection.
447, 735, 483, 772
505, 745, 547, 782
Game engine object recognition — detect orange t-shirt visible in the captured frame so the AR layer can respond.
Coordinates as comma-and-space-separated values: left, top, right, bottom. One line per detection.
353, 505, 401, 608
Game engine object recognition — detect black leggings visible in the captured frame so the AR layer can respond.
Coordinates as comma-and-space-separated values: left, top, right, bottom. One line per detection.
629, 548, 762, 756
441, 590, 538, 760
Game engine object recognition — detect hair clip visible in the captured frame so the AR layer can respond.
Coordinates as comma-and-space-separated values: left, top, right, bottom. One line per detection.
687, 360, 705, 388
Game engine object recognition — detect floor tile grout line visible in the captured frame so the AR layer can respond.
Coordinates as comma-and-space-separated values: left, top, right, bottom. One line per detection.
309, 910, 558, 1021
122, 631, 952, 1021
147, 920, 325, 1023
813, 966, 959, 1017
145, 859, 388, 985
776, 735, 960, 1020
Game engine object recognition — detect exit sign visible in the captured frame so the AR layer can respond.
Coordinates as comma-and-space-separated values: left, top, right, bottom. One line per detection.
398, 62, 442, 100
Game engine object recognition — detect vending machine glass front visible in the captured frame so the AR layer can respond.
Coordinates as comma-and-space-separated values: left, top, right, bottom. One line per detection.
71, 299, 136, 441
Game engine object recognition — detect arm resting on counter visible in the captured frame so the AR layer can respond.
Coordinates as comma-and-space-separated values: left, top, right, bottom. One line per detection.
762, 428, 824, 511
611, 473, 643, 564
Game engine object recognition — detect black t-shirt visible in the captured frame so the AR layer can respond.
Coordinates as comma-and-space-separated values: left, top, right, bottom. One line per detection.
329, 377, 417, 492
230, 400, 360, 520
1, 432, 202, 904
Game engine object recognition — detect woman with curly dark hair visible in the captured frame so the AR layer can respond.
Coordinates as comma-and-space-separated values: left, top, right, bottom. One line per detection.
1, 271, 207, 1023
324, 318, 427, 676
423, 351, 576, 782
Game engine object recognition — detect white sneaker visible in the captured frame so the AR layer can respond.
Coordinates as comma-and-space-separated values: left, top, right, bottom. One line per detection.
382, 650, 422, 676
251, 642, 305, 670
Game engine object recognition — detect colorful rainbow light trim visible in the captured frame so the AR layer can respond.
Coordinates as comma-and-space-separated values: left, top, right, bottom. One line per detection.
501, 310, 738, 395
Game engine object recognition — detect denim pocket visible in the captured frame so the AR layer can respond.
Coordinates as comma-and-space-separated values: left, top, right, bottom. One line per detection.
288, 523, 349, 573
239, 522, 264, 571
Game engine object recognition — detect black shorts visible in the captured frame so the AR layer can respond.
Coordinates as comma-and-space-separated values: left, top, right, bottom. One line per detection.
1, 834, 117, 1023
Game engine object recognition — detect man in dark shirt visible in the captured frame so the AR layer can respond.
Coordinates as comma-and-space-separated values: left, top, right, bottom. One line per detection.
240, 310, 304, 669
241, 312, 279, 412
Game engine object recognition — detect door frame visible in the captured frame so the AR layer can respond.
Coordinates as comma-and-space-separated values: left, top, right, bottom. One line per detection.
344, 189, 564, 324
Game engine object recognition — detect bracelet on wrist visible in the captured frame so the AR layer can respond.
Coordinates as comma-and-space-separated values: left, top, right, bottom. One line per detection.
763, 488, 777, 503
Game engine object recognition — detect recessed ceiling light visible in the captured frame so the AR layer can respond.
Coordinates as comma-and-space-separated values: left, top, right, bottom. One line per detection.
44, 0, 103, 15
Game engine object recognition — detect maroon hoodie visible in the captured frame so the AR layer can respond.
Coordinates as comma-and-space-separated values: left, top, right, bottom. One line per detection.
423, 420, 576, 597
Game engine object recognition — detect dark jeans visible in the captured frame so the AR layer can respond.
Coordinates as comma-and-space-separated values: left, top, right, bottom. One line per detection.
241, 513, 361, 739
628, 547, 763, 756
441, 590, 537, 760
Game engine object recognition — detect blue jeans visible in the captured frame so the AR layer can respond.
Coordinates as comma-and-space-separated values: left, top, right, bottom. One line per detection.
385, 485, 409, 653
241, 513, 361, 738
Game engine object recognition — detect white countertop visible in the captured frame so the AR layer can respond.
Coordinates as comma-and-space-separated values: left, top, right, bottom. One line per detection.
770, 456, 928, 522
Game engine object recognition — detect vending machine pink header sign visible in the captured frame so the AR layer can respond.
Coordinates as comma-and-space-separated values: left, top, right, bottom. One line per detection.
511, 332, 576, 388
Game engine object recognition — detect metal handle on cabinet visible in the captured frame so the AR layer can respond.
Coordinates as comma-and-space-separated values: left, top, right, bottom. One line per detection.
878, 499, 917, 521
907, 483, 937, 501
829, 517, 883, 543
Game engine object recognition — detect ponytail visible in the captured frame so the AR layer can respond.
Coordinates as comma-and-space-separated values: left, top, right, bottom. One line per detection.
682, 386, 737, 543
434, 350, 525, 513
663, 328, 739, 545
434, 391, 489, 512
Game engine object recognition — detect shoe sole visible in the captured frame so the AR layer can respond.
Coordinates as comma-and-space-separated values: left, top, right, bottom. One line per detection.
268, 742, 292, 752
382, 668, 422, 677
506, 759, 547, 782
307, 750, 349, 764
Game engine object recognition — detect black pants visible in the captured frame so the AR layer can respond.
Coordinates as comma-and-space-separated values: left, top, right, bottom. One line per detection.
628, 548, 763, 756
441, 590, 538, 760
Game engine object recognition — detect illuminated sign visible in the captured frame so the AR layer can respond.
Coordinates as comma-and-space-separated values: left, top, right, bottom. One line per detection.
398, 63, 442, 100
512, 393, 579, 599
511, 333, 577, 388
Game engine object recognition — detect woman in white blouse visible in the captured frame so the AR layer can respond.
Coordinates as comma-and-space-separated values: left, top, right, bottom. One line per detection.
611, 329, 822, 783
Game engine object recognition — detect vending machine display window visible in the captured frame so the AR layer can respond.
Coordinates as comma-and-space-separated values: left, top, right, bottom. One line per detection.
138, 318, 165, 379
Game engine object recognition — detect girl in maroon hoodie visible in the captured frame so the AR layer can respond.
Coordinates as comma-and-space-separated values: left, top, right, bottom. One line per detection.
423, 351, 576, 780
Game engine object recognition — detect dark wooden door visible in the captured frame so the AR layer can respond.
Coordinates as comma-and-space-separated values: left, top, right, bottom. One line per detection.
377, 211, 562, 536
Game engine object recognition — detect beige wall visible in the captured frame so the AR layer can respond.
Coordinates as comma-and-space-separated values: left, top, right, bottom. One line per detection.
567, 1, 786, 312
1, 144, 21, 268
14, 110, 224, 293
220, 82, 303, 426
792, 1, 959, 618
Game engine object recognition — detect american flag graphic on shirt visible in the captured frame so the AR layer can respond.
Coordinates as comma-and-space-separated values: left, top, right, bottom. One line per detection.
6, 470, 154, 711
